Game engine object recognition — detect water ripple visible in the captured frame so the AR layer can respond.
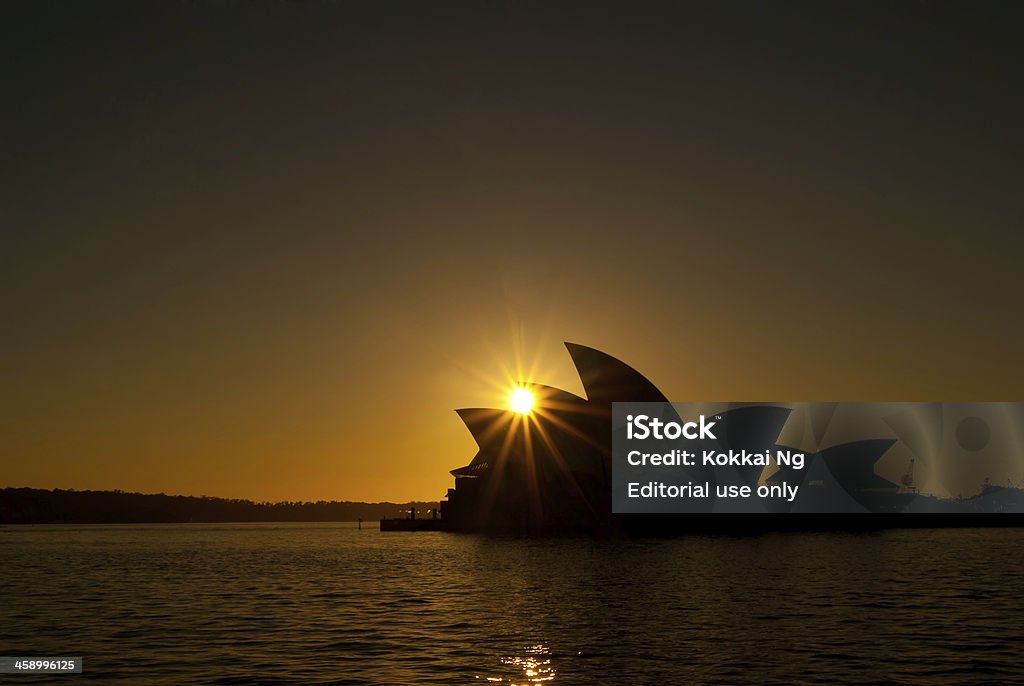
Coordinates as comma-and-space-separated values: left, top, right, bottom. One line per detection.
2, 524, 1024, 684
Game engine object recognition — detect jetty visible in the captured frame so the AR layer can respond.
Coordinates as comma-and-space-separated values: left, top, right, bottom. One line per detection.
380, 506, 444, 532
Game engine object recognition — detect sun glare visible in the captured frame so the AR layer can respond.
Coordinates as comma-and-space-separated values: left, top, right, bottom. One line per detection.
510, 387, 535, 414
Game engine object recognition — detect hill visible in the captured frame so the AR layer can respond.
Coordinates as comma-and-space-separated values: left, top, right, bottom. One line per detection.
0, 488, 439, 524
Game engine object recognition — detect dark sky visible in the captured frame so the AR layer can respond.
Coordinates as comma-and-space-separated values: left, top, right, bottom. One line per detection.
3, 1, 1022, 502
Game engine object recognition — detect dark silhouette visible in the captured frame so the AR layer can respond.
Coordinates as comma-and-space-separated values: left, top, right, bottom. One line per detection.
442, 342, 664, 535
0, 488, 438, 524
441, 343, 1024, 535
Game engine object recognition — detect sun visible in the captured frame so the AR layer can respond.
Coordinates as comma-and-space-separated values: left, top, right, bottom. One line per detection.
509, 387, 535, 414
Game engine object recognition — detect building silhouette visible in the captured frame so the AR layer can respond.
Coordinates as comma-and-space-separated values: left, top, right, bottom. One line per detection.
441, 342, 667, 535
439, 344, 1024, 534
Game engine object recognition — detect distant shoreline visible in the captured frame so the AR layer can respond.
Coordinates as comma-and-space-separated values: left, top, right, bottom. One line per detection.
0, 487, 438, 525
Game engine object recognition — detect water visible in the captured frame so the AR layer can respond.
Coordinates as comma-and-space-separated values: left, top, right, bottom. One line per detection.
2, 524, 1024, 684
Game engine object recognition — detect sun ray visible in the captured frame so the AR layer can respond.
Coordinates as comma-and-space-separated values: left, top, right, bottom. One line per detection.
526, 411, 597, 515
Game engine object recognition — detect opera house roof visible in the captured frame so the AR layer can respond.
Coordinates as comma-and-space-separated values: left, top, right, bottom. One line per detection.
450, 342, 667, 481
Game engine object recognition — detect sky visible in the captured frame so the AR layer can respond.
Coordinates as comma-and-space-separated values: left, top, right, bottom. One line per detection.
3, 2, 1023, 502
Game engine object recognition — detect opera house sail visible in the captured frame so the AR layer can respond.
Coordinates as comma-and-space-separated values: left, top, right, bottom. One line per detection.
441, 343, 669, 535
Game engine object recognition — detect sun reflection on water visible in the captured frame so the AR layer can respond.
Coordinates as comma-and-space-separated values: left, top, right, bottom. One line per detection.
476, 644, 556, 684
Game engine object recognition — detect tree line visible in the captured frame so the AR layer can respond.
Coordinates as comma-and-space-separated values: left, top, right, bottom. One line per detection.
0, 488, 439, 524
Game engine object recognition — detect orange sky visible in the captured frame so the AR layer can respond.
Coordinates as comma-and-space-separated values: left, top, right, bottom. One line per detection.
4, 3, 1023, 502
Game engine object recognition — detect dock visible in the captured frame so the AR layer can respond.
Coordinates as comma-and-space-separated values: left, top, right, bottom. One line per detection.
380, 506, 444, 532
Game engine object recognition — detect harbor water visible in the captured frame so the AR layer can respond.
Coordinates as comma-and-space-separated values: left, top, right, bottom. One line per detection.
3, 523, 1023, 684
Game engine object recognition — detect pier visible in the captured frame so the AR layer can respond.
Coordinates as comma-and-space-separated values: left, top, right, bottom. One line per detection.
380, 506, 444, 532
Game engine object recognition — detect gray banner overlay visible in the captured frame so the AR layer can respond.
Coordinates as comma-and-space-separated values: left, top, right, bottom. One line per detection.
0, 657, 83, 674
612, 402, 1024, 514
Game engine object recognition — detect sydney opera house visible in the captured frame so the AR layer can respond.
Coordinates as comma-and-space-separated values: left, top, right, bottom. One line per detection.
438, 343, 1024, 535
441, 342, 669, 535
